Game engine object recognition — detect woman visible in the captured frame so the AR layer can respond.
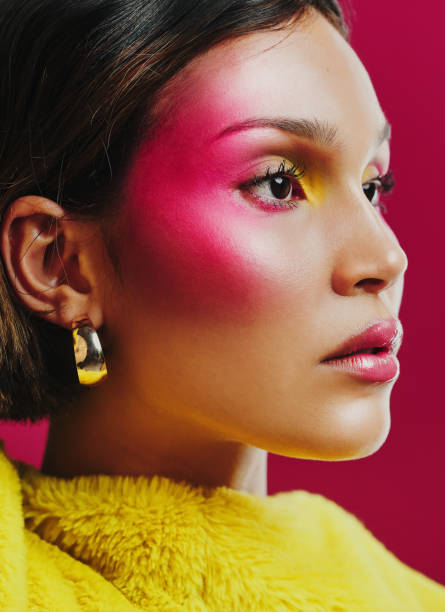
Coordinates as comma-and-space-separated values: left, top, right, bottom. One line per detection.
0, 0, 444, 609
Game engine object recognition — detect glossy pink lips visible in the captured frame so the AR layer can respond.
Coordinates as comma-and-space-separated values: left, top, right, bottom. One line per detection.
320, 318, 403, 383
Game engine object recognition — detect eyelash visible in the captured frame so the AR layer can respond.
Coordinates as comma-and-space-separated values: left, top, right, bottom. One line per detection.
239, 160, 395, 214
239, 160, 306, 211
365, 171, 395, 214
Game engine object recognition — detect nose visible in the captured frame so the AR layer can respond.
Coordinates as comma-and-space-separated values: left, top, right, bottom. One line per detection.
331, 196, 408, 297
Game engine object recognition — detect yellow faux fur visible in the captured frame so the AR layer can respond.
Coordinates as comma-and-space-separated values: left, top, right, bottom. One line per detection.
0, 439, 444, 611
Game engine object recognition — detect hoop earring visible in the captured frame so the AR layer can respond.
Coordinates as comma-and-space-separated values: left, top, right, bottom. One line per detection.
72, 318, 108, 386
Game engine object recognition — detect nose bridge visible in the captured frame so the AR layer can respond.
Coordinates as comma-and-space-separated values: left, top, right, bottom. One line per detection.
331, 190, 408, 296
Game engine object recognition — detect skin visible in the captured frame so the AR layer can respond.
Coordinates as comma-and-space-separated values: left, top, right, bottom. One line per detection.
1, 10, 407, 496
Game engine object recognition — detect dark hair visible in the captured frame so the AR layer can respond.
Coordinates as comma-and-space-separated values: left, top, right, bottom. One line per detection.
0, 0, 348, 423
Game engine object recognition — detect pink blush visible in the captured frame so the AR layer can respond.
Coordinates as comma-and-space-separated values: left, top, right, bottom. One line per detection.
118, 106, 290, 322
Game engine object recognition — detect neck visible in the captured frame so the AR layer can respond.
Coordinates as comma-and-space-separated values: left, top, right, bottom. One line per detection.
41, 380, 268, 497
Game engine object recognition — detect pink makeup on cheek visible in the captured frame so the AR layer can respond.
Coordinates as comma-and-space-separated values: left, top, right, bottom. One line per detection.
119, 107, 292, 322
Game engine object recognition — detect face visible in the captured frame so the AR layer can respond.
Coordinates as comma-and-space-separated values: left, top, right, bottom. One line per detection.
105, 11, 408, 460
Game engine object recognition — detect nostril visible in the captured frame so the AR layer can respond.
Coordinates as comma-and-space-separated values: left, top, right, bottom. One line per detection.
354, 278, 386, 292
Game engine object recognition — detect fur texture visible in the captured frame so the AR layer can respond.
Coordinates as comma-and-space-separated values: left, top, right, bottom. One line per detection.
0, 439, 444, 611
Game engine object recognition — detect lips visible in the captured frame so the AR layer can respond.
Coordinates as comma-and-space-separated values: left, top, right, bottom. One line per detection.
320, 318, 403, 383
321, 318, 402, 362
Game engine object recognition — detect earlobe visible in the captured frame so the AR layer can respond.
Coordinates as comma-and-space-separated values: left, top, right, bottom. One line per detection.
0, 196, 100, 329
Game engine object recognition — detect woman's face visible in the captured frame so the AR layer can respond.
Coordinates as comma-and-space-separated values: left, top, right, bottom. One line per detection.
105, 11, 407, 460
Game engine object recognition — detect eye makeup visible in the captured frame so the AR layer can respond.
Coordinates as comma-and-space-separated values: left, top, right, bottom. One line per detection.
361, 166, 395, 214
238, 159, 307, 212
233, 146, 394, 217
235, 155, 326, 213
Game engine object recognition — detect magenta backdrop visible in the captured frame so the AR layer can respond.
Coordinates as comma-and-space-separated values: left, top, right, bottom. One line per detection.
0, 1, 444, 584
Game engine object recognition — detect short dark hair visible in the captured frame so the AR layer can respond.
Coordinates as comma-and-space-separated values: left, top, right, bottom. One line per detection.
0, 0, 348, 422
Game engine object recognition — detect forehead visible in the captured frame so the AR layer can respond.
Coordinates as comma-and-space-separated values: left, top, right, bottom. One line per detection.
155, 11, 386, 158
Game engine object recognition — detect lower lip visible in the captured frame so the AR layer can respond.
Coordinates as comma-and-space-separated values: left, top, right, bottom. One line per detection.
320, 351, 399, 383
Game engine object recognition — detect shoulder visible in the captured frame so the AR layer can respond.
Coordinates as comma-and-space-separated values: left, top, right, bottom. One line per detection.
269, 488, 445, 608
0, 439, 27, 610
0, 440, 137, 611
268, 487, 412, 566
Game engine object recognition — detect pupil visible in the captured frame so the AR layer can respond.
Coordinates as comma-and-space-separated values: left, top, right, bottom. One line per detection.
364, 183, 377, 203
270, 177, 292, 199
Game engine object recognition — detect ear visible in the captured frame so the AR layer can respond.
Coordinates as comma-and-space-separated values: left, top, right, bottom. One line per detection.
0, 195, 105, 330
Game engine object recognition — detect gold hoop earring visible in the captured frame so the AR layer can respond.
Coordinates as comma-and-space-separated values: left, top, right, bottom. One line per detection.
72, 318, 108, 386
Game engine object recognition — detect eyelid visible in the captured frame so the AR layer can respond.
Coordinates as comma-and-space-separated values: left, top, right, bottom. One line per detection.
238, 158, 306, 185
362, 159, 389, 181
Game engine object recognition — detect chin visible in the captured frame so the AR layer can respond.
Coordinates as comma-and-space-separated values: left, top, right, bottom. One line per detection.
267, 393, 392, 462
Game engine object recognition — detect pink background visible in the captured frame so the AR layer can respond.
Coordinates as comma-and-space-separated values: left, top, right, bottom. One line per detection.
1, 1, 444, 584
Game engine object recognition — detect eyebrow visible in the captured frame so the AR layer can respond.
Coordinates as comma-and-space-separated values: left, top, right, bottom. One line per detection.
215, 116, 391, 150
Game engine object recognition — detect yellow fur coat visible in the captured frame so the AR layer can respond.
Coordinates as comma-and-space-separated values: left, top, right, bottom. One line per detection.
1, 439, 444, 611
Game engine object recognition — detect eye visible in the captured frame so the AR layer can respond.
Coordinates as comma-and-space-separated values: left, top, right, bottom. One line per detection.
363, 181, 380, 205
239, 160, 307, 212
362, 171, 395, 213
267, 176, 294, 200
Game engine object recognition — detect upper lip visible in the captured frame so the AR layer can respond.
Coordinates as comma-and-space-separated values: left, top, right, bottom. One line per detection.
321, 318, 403, 362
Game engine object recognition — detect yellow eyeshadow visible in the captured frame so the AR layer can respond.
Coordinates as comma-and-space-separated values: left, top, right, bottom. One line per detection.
300, 172, 323, 206
362, 165, 379, 184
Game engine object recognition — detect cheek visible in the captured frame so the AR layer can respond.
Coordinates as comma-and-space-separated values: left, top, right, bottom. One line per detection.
122, 187, 278, 321
119, 143, 323, 323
